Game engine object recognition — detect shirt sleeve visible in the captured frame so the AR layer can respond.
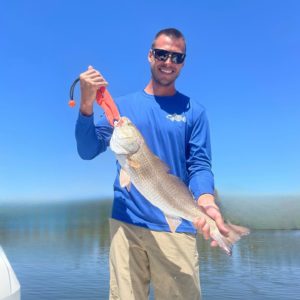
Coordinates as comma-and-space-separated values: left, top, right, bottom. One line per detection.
75, 112, 113, 160
186, 109, 215, 199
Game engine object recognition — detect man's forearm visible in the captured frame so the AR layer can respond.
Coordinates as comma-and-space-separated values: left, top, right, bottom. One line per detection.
75, 113, 104, 159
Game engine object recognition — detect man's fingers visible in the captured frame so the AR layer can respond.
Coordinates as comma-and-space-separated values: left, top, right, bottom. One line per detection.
82, 68, 96, 76
205, 207, 230, 237
83, 71, 102, 79
210, 240, 218, 247
82, 67, 104, 79
194, 218, 211, 240
215, 215, 229, 236
91, 77, 109, 85
194, 218, 205, 229
88, 73, 102, 79
81, 70, 108, 87
202, 223, 210, 240
80, 73, 108, 89
194, 210, 230, 248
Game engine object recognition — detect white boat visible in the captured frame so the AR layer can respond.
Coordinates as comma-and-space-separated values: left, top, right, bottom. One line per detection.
0, 246, 20, 300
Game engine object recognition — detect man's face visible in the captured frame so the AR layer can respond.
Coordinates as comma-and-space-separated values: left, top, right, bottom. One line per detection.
148, 34, 186, 87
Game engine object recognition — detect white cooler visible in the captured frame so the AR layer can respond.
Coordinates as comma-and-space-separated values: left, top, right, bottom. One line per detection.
0, 246, 20, 300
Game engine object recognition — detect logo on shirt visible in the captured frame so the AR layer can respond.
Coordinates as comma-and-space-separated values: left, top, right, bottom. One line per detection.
166, 113, 186, 123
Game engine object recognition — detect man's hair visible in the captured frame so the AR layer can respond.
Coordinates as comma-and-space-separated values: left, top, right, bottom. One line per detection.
151, 28, 186, 53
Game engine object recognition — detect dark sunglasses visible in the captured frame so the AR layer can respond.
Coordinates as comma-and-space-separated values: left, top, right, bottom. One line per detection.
152, 48, 186, 64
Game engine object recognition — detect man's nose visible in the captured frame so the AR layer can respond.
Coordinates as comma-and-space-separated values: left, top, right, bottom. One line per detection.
165, 55, 173, 64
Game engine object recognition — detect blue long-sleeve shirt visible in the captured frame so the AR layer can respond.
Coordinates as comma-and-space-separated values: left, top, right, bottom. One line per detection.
75, 90, 214, 233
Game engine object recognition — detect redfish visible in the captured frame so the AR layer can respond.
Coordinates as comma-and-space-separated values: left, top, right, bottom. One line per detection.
110, 117, 249, 255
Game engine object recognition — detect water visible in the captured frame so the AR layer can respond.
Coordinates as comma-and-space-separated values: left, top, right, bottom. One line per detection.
0, 200, 300, 300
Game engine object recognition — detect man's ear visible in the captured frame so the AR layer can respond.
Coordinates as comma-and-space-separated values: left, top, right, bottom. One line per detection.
148, 49, 154, 63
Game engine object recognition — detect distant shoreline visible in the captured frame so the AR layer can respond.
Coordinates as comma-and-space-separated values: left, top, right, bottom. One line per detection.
1, 196, 300, 230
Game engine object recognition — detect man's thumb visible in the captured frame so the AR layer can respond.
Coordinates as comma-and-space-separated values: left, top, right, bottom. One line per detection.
88, 65, 93, 70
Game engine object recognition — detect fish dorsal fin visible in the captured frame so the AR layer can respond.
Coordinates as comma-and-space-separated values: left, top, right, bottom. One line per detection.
120, 168, 131, 191
165, 214, 182, 233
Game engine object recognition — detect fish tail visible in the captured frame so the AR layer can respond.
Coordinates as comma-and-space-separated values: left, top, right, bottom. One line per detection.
211, 223, 250, 256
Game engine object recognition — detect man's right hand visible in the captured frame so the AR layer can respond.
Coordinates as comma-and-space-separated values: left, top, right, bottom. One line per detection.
79, 65, 108, 116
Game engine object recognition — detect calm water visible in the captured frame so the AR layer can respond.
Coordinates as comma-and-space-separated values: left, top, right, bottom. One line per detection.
0, 200, 300, 300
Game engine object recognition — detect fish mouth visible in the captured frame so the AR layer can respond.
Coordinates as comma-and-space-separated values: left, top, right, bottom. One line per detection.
114, 118, 125, 127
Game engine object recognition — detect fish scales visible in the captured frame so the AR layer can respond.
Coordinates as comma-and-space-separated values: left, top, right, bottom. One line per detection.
110, 117, 250, 255
123, 143, 201, 221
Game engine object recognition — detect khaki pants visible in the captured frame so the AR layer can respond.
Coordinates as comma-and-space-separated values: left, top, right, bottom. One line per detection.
109, 219, 201, 300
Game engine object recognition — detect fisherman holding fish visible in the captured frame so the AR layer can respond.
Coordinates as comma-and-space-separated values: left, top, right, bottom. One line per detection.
75, 28, 248, 300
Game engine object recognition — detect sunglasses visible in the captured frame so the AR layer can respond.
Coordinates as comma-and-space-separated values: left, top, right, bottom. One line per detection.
152, 48, 186, 64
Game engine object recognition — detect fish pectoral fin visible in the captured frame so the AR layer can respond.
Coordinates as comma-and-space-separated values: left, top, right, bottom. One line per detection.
119, 168, 131, 191
126, 158, 141, 169
165, 215, 182, 233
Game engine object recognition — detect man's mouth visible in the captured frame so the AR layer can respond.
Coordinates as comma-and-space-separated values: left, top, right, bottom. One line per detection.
159, 67, 174, 74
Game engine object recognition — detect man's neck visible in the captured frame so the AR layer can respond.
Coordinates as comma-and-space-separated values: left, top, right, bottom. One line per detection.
144, 80, 176, 96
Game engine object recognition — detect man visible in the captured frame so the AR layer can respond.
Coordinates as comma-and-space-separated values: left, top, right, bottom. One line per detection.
75, 28, 228, 300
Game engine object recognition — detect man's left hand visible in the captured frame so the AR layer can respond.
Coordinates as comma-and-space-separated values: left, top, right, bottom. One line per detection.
194, 194, 229, 247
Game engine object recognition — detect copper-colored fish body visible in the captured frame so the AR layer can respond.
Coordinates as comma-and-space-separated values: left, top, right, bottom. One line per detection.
110, 117, 249, 255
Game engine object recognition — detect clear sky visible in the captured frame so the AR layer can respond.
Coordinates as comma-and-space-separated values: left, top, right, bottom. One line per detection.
1, 0, 299, 202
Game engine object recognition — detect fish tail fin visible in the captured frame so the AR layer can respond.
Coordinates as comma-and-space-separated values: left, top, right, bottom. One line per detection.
211, 222, 250, 256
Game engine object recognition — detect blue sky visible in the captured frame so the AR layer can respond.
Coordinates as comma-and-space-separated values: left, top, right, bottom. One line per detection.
1, 0, 299, 202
